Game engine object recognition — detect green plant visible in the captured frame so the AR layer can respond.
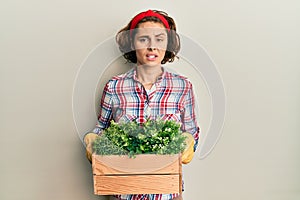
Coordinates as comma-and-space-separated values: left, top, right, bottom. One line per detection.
92, 119, 186, 157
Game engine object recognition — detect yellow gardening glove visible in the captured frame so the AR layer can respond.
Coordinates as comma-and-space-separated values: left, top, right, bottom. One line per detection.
84, 133, 99, 163
181, 132, 195, 164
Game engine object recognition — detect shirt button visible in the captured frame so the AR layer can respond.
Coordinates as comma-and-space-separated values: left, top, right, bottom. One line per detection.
146, 106, 151, 116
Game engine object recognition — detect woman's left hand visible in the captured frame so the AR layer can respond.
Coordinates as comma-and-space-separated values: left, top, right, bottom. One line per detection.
181, 132, 195, 164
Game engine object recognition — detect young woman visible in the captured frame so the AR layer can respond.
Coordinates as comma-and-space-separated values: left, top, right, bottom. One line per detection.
84, 10, 200, 200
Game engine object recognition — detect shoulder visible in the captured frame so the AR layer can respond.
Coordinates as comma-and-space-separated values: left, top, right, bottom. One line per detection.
110, 68, 134, 81
164, 70, 193, 87
104, 68, 134, 90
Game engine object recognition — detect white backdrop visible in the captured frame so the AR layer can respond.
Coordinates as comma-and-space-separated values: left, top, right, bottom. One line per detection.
1, 1, 300, 200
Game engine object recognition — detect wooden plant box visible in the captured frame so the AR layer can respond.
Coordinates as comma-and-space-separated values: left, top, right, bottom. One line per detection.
92, 153, 182, 195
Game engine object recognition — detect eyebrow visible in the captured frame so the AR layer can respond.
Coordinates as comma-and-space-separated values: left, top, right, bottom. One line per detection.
154, 33, 167, 37
137, 33, 167, 38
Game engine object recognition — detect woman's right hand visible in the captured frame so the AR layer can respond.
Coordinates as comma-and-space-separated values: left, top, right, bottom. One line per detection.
84, 133, 99, 163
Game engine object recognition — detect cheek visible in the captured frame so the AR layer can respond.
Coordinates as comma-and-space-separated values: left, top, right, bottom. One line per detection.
135, 49, 143, 56
135, 49, 146, 61
159, 50, 166, 58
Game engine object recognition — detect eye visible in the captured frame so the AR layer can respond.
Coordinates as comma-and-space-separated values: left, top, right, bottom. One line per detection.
138, 37, 149, 43
157, 38, 164, 42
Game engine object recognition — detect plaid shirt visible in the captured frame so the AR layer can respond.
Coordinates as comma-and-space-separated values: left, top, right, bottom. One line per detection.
93, 67, 200, 200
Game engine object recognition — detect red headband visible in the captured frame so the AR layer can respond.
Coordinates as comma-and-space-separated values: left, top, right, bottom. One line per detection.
130, 10, 170, 35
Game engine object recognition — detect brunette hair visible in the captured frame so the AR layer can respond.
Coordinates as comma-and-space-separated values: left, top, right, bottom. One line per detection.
116, 10, 180, 64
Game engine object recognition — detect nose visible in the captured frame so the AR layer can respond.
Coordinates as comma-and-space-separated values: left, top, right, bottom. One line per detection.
147, 39, 157, 50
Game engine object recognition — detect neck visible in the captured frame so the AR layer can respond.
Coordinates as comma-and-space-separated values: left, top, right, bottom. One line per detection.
136, 65, 163, 84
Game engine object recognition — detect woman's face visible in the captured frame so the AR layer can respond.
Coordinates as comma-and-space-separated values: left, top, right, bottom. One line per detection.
133, 21, 168, 67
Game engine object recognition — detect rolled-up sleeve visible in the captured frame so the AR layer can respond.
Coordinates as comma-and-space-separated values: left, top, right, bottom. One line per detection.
181, 82, 200, 151
93, 81, 114, 135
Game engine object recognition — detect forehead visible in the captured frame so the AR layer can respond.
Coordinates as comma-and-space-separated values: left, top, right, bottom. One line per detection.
135, 21, 167, 36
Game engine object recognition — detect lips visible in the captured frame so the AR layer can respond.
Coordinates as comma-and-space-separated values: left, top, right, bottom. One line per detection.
146, 54, 158, 61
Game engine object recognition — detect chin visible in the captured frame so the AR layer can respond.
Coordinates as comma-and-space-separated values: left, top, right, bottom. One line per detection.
146, 63, 161, 67
138, 61, 161, 67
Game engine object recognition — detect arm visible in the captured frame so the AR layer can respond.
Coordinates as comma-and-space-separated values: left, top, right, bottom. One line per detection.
181, 82, 200, 150
84, 81, 114, 162
93, 81, 114, 134
181, 82, 200, 164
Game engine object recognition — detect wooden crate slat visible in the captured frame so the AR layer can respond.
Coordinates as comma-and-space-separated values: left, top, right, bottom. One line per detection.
94, 174, 180, 195
92, 154, 180, 175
